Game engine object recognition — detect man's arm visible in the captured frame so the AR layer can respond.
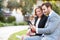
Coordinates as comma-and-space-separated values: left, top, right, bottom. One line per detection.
37, 17, 60, 34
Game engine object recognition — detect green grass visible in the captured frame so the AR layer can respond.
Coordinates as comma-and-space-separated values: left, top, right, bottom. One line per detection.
8, 30, 27, 40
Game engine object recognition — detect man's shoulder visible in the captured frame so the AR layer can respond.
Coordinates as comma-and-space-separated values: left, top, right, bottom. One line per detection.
50, 11, 59, 18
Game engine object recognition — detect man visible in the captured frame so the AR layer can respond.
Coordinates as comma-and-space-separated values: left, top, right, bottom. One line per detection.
41, 2, 60, 40
24, 2, 60, 40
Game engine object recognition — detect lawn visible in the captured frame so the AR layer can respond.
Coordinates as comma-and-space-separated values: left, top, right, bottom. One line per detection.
8, 30, 27, 40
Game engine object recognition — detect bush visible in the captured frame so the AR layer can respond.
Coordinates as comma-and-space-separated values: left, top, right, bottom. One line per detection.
10, 21, 28, 26
0, 16, 5, 22
7, 16, 16, 23
12, 21, 17, 26
0, 22, 4, 27
18, 21, 28, 25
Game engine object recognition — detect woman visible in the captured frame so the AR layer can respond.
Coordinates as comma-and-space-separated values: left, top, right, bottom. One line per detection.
17, 6, 48, 40
27, 6, 48, 36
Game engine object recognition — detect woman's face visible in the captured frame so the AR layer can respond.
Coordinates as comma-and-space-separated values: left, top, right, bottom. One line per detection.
35, 8, 42, 17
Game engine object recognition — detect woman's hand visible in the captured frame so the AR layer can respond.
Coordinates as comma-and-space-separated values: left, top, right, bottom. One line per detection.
30, 25, 36, 33
26, 29, 35, 36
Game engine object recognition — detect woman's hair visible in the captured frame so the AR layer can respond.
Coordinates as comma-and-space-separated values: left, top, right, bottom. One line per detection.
35, 6, 42, 16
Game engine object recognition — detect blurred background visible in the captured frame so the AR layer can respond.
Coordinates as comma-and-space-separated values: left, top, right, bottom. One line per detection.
0, 0, 60, 40
0, 0, 60, 26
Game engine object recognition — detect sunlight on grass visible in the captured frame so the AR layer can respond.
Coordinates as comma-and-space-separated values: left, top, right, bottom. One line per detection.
8, 30, 27, 40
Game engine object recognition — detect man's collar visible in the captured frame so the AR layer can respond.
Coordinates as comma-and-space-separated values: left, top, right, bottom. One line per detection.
49, 10, 53, 16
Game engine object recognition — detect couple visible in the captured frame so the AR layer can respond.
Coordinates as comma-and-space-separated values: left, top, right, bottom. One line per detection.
21, 2, 60, 40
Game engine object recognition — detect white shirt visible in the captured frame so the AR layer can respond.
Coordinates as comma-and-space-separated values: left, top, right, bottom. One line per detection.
49, 10, 53, 16
36, 18, 41, 33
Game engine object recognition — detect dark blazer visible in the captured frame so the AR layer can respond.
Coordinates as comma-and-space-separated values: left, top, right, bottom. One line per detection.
34, 14, 48, 36
34, 14, 48, 28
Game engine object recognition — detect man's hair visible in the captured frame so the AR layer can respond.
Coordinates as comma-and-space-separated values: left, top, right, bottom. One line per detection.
42, 2, 52, 9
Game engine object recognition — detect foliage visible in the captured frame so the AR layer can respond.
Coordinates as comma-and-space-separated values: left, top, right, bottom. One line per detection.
12, 21, 28, 26
20, 0, 36, 15
0, 0, 4, 16
12, 22, 18, 26
42, 0, 57, 1
7, 16, 16, 23
18, 21, 28, 25
7, 0, 20, 10
0, 21, 28, 27
0, 22, 4, 27
0, 16, 5, 22
7, 0, 37, 15
0, 0, 4, 8
52, 3, 60, 15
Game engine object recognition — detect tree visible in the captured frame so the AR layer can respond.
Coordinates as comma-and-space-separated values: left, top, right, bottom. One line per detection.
7, 0, 37, 15
0, 0, 4, 16
7, 0, 20, 11
19, 0, 37, 15
52, 3, 60, 15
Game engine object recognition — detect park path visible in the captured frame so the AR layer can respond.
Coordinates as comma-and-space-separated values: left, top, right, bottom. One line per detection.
0, 25, 29, 40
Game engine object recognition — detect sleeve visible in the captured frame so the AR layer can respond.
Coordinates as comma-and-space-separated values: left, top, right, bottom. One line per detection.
37, 17, 60, 34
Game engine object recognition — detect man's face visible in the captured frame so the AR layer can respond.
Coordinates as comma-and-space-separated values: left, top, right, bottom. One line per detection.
42, 5, 49, 15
